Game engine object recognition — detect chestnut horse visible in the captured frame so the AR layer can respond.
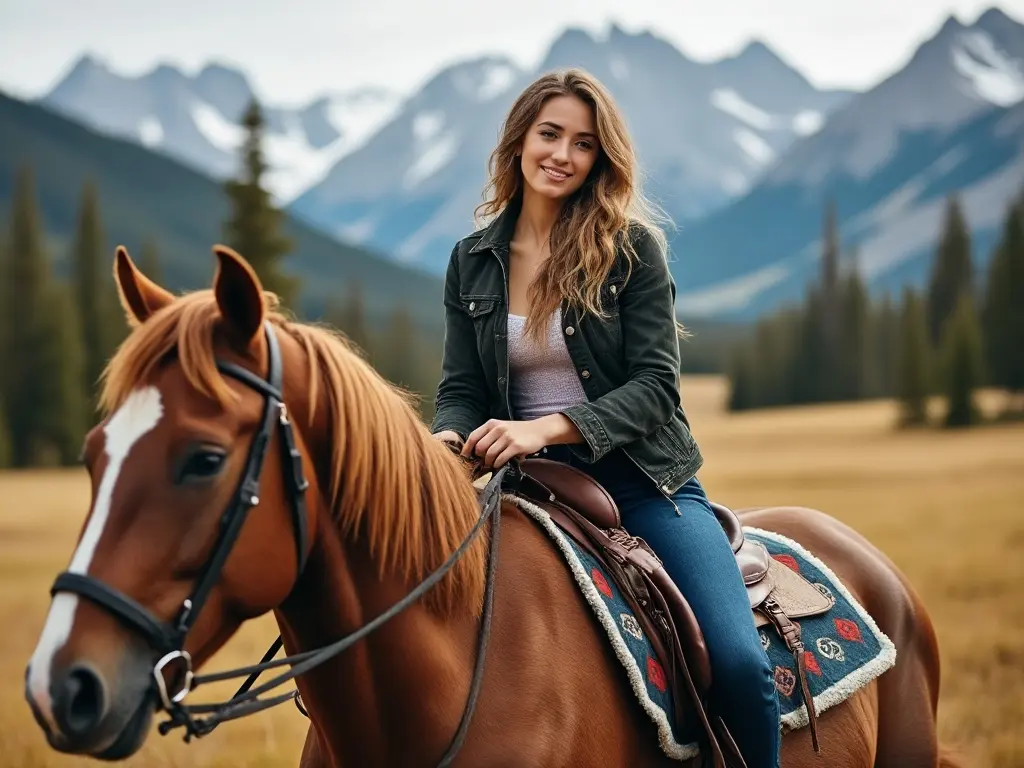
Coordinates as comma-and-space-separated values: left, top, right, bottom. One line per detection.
24, 245, 961, 767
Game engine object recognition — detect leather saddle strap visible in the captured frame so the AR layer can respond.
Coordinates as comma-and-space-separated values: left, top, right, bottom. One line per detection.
759, 598, 819, 753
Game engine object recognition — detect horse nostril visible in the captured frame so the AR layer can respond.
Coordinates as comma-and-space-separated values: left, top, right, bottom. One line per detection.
57, 665, 107, 737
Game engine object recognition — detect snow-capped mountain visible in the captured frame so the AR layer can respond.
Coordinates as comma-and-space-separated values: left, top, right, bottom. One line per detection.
290, 24, 853, 272
40, 57, 401, 203
669, 7, 1024, 319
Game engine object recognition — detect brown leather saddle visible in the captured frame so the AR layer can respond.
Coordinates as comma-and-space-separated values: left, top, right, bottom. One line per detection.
507, 458, 835, 768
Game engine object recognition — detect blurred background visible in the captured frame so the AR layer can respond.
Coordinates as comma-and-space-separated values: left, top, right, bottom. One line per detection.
1, 1, 1022, 765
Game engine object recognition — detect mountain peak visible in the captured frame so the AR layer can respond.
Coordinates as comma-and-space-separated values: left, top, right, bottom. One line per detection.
44, 54, 120, 103
975, 6, 1021, 32
736, 39, 777, 61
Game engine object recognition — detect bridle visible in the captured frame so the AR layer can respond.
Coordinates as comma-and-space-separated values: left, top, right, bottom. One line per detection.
48, 323, 508, 764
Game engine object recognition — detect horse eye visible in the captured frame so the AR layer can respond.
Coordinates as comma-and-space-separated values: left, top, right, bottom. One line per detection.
177, 448, 227, 484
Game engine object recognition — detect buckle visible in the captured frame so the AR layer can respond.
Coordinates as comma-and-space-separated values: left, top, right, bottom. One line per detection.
153, 650, 194, 710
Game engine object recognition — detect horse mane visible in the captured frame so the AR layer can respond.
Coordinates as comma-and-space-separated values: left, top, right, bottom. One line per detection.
98, 289, 486, 616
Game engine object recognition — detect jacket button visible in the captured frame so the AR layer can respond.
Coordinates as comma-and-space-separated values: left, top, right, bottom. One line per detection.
469, 302, 476, 311
581, 369, 590, 379
610, 285, 617, 295
565, 326, 575, 336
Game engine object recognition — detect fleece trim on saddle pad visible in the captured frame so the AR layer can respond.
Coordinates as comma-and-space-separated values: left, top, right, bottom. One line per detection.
505, 495, 898, 762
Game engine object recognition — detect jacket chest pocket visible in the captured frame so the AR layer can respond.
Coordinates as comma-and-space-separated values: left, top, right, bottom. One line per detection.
461, 295, 501, 355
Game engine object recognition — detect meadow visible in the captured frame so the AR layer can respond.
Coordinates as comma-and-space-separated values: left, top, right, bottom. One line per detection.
1, 375, 1021, 767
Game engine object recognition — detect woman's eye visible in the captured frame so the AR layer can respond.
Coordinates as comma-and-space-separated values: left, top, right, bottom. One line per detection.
178, 450, 226, 483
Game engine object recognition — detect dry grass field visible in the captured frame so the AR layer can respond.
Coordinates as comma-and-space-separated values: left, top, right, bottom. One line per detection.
1, 375, 1021, 767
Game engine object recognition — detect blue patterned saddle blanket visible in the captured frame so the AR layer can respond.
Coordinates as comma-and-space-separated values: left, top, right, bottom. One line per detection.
507, 495, 897, 761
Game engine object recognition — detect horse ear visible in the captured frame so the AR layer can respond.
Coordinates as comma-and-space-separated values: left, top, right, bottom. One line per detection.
113, 245, 175, 326
212, 244, 265, 346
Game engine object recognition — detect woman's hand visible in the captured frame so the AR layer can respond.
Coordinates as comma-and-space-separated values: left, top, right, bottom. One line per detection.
462, 414, 582, 469
431, 430, 463, 447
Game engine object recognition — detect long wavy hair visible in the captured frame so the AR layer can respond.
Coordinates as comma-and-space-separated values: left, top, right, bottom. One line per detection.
475, 68, 675, 341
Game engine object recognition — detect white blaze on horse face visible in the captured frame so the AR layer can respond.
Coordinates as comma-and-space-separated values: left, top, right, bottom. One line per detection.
27, 386, 164, 729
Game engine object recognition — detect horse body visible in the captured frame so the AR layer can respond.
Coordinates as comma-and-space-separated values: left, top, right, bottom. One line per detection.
285, 497, 945, 767
22, 245, 960, 768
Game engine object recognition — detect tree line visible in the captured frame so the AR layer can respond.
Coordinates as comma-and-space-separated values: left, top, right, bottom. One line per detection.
0, 99, 438, 469
726, 193, 1024, 427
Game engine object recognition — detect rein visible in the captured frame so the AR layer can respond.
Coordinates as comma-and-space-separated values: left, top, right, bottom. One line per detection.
48, 322, 510, 765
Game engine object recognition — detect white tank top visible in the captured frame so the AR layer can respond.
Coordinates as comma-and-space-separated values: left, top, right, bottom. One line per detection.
507, 307, 588, 420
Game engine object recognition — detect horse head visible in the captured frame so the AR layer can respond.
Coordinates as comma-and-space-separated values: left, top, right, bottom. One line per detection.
23, 245, 326, 760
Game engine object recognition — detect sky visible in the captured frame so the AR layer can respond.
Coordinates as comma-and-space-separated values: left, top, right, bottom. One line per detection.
2, 0, 1022, 105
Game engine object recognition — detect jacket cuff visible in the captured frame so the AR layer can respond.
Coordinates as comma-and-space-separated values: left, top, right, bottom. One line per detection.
559, 404, 611, 463
429, 411, 476, 442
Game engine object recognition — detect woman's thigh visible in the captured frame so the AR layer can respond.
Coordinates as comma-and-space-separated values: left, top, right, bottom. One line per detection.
615, 478, 758, 654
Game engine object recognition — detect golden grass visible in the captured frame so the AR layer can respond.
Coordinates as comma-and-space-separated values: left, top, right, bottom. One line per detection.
1, 376, 1021, 766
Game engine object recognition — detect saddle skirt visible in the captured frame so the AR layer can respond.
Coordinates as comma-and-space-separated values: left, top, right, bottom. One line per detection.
506, 458, 835, 768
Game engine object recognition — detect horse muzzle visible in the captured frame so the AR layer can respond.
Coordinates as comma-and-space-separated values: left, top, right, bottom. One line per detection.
25, 651, 155, 760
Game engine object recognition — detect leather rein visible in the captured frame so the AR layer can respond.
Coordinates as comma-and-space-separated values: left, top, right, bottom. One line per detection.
48, 323, 508, 764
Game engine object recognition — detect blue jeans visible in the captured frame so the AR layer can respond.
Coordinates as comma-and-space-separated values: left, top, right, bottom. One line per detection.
543, 446, 781, 768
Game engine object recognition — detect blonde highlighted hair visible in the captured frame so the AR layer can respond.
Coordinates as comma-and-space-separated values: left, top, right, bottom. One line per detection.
475, 67, 675, 341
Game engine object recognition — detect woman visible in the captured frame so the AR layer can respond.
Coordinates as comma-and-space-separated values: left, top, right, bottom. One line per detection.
430, 68, 780, 768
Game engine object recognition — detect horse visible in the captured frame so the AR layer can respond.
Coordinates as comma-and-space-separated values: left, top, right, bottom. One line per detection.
23, 244, 963, 767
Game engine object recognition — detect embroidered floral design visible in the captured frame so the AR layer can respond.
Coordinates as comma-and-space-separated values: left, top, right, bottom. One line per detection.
647, 656, 667, 693
620, 613, 644, 640
816, 636, 845, 662
834, 618, 863, 643
803, 651, 822, 676
774, 666, 796, 697
591, 568, 612, 598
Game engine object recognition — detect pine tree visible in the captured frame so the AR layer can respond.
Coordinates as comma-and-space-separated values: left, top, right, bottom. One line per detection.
376, 305, 418, 389
0, 405, 11, 469
139, 236, 163, 284
927, 194, 973, 347
35, 280, 88, 464
818, 200, 843, 400
0, 232, 10, 468
839, 250, 871, 400
727, 344, 756, 411
981, 199, 1024, 397
223, 99, 299, 309
327, 279, 372, 358
71, 180, 120, 411
794, 287, 826, 403
941, 293, 985, 428
873, 293, 900, 398
3, 167, 88, 466
897, 287, 931, 427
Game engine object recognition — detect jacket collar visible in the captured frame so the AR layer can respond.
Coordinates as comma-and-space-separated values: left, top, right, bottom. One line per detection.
468, 196, 521, 255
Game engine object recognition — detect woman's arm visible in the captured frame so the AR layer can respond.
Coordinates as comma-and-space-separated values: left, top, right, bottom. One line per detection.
558, 225, 682, 462
430, 245, 491, 441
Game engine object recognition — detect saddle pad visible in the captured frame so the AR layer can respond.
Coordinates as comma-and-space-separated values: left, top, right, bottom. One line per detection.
506, 495, 897, 759
743, 528, 897, 731
507, 493, 701, 760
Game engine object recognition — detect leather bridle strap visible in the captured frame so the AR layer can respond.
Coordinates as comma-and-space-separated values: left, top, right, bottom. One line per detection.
49, 572, 176, 653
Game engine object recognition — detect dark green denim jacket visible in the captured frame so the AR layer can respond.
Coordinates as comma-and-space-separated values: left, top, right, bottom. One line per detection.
430, 202, 703, 495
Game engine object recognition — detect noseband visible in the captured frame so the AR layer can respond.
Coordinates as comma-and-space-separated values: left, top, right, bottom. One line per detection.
48, 323, 507, 764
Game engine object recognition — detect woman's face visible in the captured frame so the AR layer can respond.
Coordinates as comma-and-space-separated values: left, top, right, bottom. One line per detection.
519, 94, 600, 203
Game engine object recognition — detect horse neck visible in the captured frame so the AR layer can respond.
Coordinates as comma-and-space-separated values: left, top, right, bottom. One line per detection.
268, 333, 482, 765
273, 495, 484, 766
